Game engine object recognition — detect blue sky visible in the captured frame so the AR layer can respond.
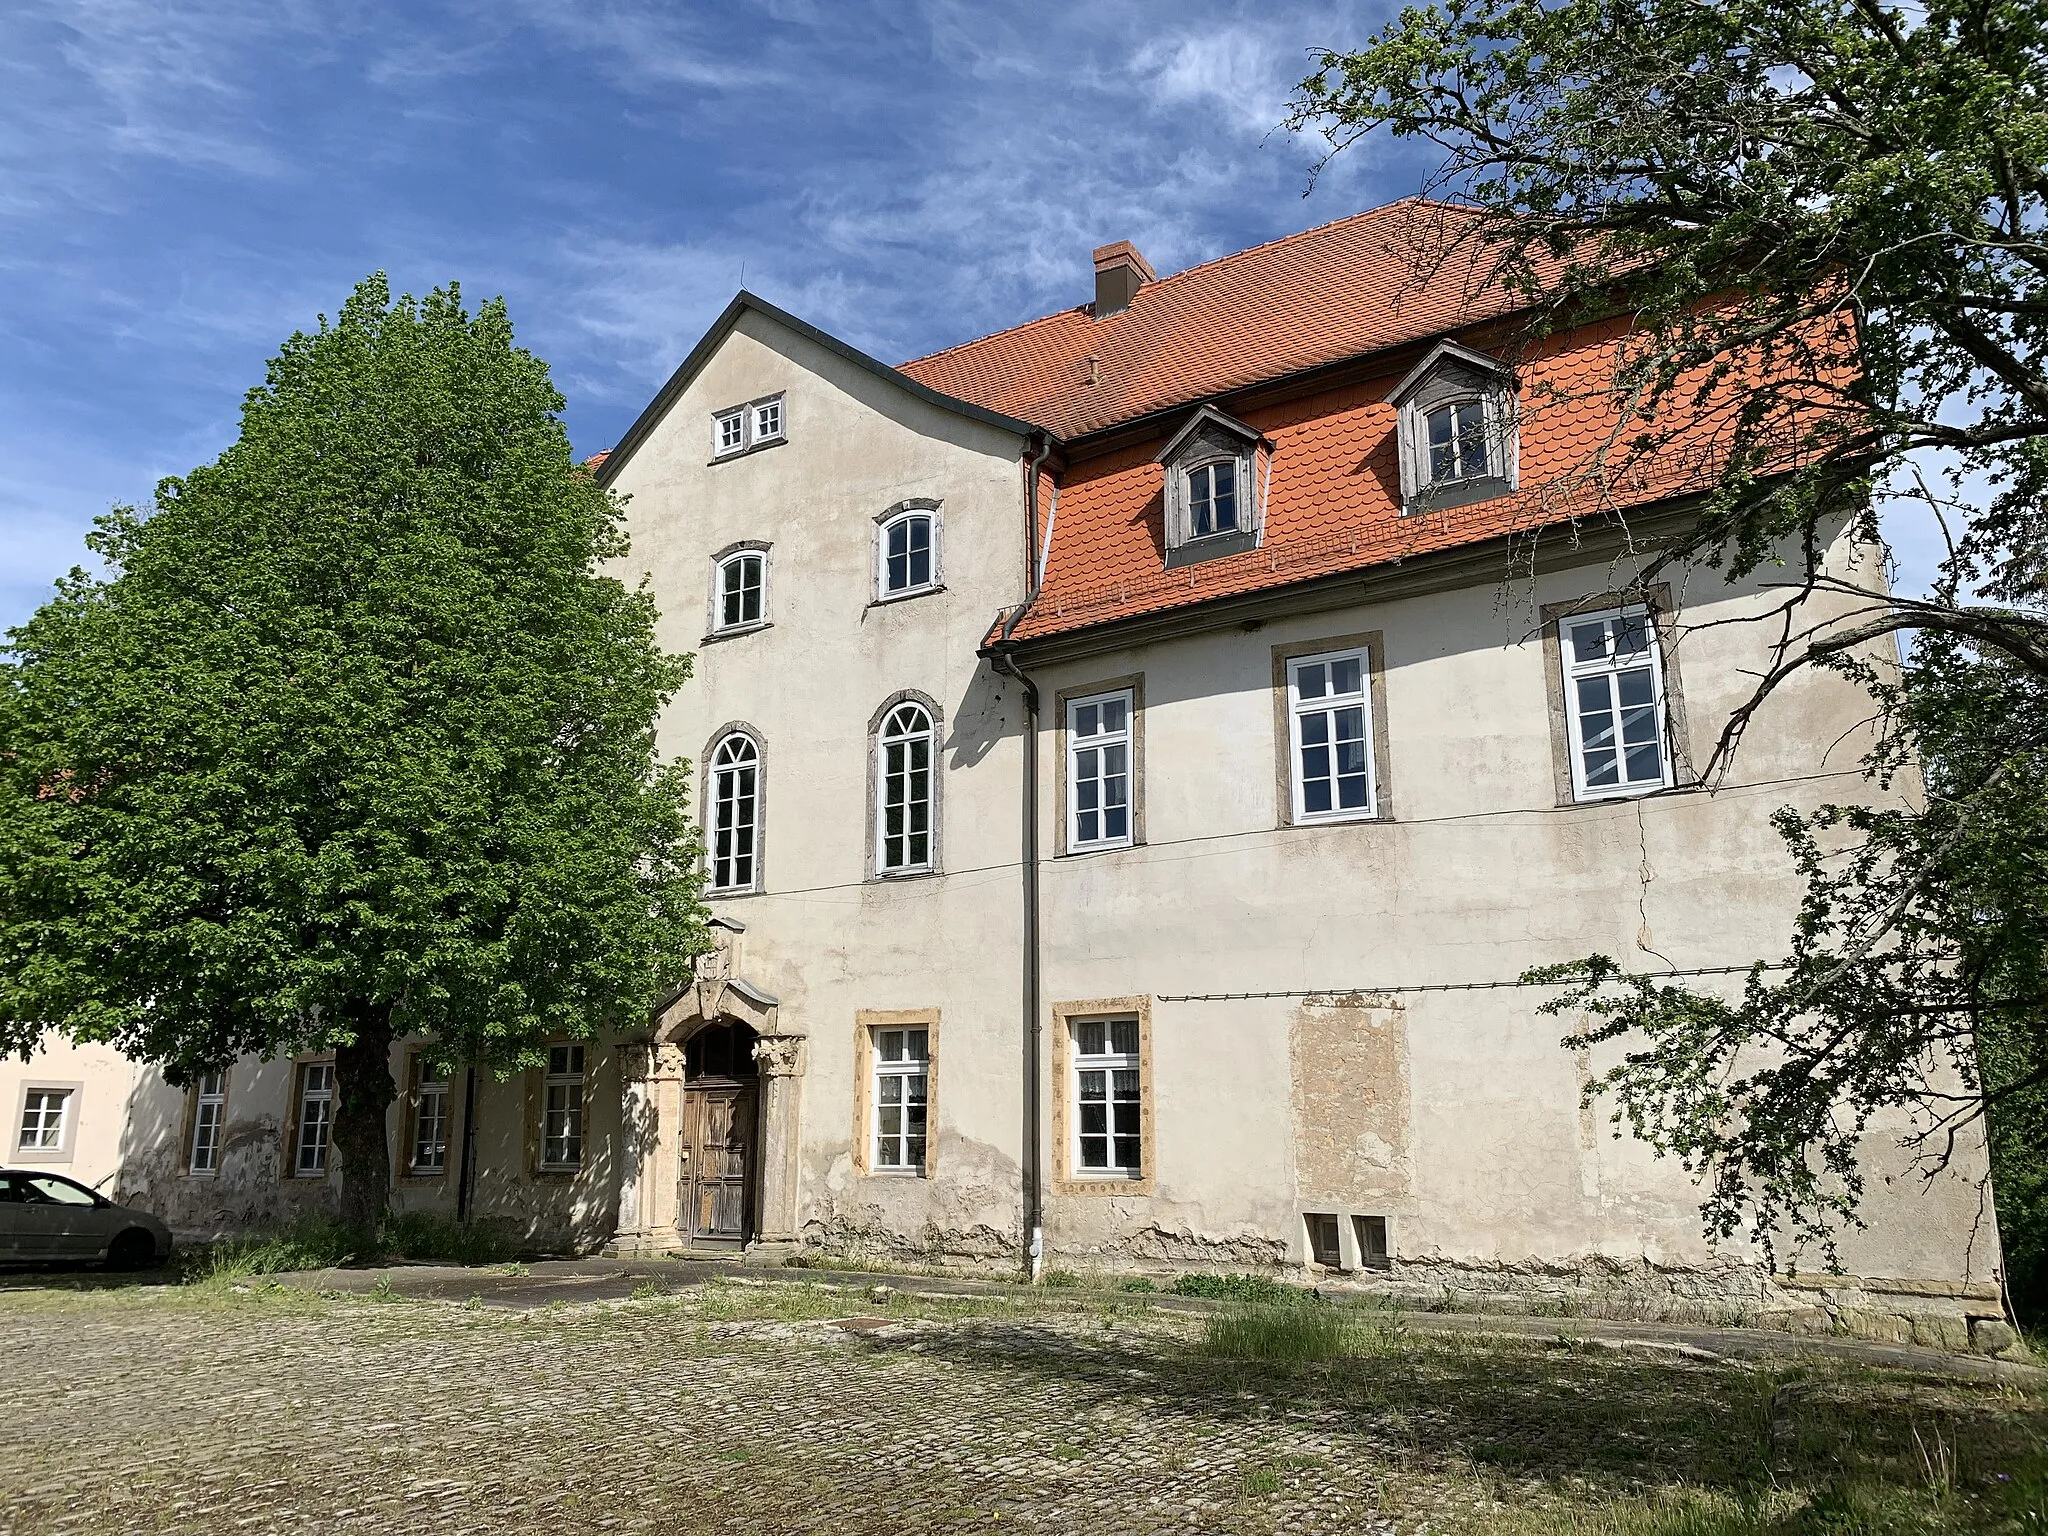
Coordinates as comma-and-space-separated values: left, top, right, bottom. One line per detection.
1, 1, 1942, 634
1, 0, 1421, 631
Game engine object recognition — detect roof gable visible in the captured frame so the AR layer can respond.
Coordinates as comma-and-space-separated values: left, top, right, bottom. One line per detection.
596, 292, 1043, 488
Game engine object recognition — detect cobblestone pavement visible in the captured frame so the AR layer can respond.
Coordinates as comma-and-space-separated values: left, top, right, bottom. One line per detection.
2, 1280, 2041, 1536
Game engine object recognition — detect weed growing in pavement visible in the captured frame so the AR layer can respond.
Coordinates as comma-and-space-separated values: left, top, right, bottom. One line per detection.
1042, 1269, 1081, 1288
1169, 1271, 1309, 1305
188, 1212, 515, 1284
629, 1280, 668, 1301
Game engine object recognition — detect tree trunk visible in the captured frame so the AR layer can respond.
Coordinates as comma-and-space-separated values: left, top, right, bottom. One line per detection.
333, 1003, 397, 1241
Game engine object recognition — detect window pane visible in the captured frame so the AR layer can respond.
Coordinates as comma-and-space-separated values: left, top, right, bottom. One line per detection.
1076, 1021, 1106, 1056
904, 1029, 929, 1062
1212, 461, 1237, 531
1189, 467, 1213, 536
1571, 620, 1609, 663
1456, 400, 1489, 479
1330, 656, 1361, 695
1100, 698, 1126, 734
1296, 662, 1327, 700
1078, 1103, 1108, 1136
1110, 1019, 1138, 1055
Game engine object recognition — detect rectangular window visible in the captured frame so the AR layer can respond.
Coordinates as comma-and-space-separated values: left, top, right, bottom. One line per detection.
752, 396, 783, 442
189, 1071, 226, 1174
1355, 1214, 1391, 1269
410, 1057, 451, 1175
542, 1045, 585, 1171
294, 1062, 334, 1177
1306, 1212, 1343, 1268
1425, 399, 1491, 484
17, 1089, 69, 1152
1065, 690, 1133, 852
1562, 606, 1671, 799
1288, 648, 1377, 822
1071, 1016, 1141, 1177
714, 408, 745, 455
872, 1026, 929, 1173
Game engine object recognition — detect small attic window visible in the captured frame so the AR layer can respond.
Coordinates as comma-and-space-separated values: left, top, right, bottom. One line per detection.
1156, 405, 1266, 568
1388, 341, 1517, 514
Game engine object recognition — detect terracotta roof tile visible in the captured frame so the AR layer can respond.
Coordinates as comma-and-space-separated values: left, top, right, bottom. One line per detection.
901, 199, 1535, 440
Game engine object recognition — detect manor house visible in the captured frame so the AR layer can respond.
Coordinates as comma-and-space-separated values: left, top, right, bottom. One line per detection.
6, 200, 2004, 1344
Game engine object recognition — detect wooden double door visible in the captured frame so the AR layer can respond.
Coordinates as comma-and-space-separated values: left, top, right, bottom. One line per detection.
679, 1081, 756, 1247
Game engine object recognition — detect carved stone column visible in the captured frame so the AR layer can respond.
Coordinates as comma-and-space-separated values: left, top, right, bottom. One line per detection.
751, 1033, 808, 1245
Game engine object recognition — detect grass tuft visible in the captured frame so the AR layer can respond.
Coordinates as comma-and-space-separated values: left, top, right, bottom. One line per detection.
1199, 1302, 1357, 1363
190, 1211, 515, 1283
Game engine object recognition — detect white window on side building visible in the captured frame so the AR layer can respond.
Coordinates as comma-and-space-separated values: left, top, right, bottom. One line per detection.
542, 1045, 585, 1171
875, 702, 935, 874
877, 510, 937, 598
872, 1026, 929, 1173
714, 407, 746, 456
189, 1071, 227, 1175
1071, 1017, 1141, 1178
294, 1062, 334, 1177
16, 1089, 69, 1153
751, 396, 784, 444
712, 549, 766, 633
708, 732, 761, 892
1287, 647, 1378, 822
1065, 690, 1133, 852
1561, 605, 1672, 799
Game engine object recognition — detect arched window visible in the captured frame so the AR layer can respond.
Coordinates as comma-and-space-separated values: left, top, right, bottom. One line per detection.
713, 549, 766, 633
877, 509, 937, 598
875, 701, 934, 873
708, 733, 760, 891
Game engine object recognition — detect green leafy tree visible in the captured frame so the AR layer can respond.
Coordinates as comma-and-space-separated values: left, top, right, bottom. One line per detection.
0, 275, 705, 1235
1289, 1, 2048, 1266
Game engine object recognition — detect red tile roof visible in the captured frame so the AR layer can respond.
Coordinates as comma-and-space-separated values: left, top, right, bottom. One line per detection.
900, 200, 1535, 440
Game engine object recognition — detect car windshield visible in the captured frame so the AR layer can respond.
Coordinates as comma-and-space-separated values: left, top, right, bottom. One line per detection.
20, 1174, 99, 1206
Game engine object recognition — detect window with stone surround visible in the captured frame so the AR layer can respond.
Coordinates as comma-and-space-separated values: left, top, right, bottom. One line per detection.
541, 1045, 585, 1171
871, 1026, 929, 1174
188, 1071, 227, 1175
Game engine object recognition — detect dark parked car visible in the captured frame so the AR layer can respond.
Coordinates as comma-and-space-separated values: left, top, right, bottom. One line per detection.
0, 1169, 173, 1268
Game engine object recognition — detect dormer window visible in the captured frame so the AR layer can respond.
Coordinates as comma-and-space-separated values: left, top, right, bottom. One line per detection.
874, 500, 943, 602
1155, 404, 1267, 568
712, 392, 787, 460
1388, 341, 1517, 514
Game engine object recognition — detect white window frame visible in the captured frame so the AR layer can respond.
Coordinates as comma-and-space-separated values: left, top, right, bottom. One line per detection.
16, 1087, 71, 1155
712, 393, 786, 459
707, 732, 761, 892
876, 508, 940, 600
711, 548, 768, 634
293, 1061, 334, 1178
1561, 604, 1674, 801
1064, 689, 1134, 853
189, 1070, 227, 1175
875, 702, 935, 875
409, 1056, 451, 1175
1070, 1016, 1142, 1180
541, 1045, 585, 1172
1418, 395, 1500, 490
1287, 646, 1379, 823
871, 1026, 929, 1175
1181, 457, 1244, 541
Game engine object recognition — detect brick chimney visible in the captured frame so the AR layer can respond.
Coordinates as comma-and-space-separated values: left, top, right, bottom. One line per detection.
1092, 241, 1156, 317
